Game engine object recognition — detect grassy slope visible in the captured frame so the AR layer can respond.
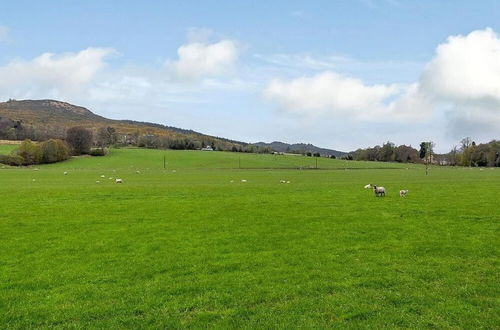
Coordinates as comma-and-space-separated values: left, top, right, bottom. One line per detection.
0, 148, 498, 328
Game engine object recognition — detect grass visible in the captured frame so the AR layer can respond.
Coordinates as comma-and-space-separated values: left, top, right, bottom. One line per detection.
0, 144, 17, 155
1, 148, 499, 328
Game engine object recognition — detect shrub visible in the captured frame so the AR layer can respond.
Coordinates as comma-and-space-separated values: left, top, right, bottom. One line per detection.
66, 126, 93, 155
15, 140, 43, 165
0, 154, 24, 166
40, 139, 70, 163
89, 148, 108, 156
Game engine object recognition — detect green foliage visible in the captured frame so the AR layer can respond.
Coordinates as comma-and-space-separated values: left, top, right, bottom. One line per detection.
41, 139, 71, 163
452, 138, 500, 167
0, 153, 24, 166
6, 139, 70, 166
15, 139, 43, 165
89, 148, 108, 156
354, 142, 419, 163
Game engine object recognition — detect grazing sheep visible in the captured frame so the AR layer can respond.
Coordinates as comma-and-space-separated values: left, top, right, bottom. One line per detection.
373, 185, 386, 197
286, 181, 291, 184
230, 180, 234, 183
115, 178, 123, 184
364, 184, 372, 189
63, 171, 68, 175
241, 179, 247, 183
101, 175, 105, 178
280, 180, 286, 183
399, 190, 408, 197
96, 180, 101, 184
136, 170, 141, 174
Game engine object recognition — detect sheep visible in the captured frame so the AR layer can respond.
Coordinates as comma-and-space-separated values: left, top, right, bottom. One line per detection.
373, 185, 385, 197
115, 178, 123, 184
100, 175, 105, 178
364, 184, 372, 189
280, 180, 286, 183
399, 190, 408, 197
96, 180, 101, 184
241, 179, 247, 183
286, 181, 291, 184
63, 171, 68, 175
136, 170, 141, 174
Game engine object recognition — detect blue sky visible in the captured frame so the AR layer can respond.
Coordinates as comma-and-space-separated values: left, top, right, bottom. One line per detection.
1, 0, 499, 152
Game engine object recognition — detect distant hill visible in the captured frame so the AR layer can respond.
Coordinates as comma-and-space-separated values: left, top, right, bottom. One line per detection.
0, 99, 345, 154
0, 99, 249, 148
252, 141, 346, 157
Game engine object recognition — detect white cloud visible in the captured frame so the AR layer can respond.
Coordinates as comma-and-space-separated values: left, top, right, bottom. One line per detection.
263, 28, 500, 139
168, 39, 238, 81
398, 28, 500, 137
0, 48, 114, 99
420, 28, 500, 103
0, 25, 9, 42
264, 71, 399, 118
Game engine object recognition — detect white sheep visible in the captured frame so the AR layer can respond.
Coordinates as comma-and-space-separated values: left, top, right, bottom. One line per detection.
241, 179, 247, 183
101, 175, 105, 178
115, 178, 123, 184
96, 180, 101, 184
399, 190, 408, 197
373, 185, 385, 197
364, 184, 372, 189
280, 180, 286, 183
63, 171, 68, 175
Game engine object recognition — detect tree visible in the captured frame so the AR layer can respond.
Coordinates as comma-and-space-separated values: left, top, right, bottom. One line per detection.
96, 127, 117, 148
419, 141, 435, 175
15, 140, 42, 165
66, 126, 93, 155
41, 139, 70, 163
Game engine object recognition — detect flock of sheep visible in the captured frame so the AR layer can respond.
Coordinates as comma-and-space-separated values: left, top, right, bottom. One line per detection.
58, 172, 408, 198
364, 183, 408, 197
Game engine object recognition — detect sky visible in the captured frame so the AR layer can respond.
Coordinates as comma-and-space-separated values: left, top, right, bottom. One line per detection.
1, 0, 499, 152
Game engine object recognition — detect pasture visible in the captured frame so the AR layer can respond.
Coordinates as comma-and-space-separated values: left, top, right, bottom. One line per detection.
1, 148, 499, 328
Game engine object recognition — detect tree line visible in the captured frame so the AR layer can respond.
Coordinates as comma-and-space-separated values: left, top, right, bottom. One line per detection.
0, 117, 273, 154
347, 139, 499, 167
0, 126, 109, 166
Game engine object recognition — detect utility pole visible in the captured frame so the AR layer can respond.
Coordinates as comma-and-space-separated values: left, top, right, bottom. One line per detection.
239, 155, 241, 169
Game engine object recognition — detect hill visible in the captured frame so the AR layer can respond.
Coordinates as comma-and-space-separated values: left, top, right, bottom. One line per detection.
253, 141, 346, 157
0, 99, 346, 154
0, 99, 249, 149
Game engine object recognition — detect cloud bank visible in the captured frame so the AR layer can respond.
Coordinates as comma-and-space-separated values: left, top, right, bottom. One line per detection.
264, 28, 500, 138
0, 48, 114, 99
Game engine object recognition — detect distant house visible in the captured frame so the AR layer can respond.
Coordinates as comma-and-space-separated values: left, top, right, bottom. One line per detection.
201, 145, 214, 151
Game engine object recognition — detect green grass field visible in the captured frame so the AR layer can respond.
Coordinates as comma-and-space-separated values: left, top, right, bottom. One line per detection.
1, 148, 499, 328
